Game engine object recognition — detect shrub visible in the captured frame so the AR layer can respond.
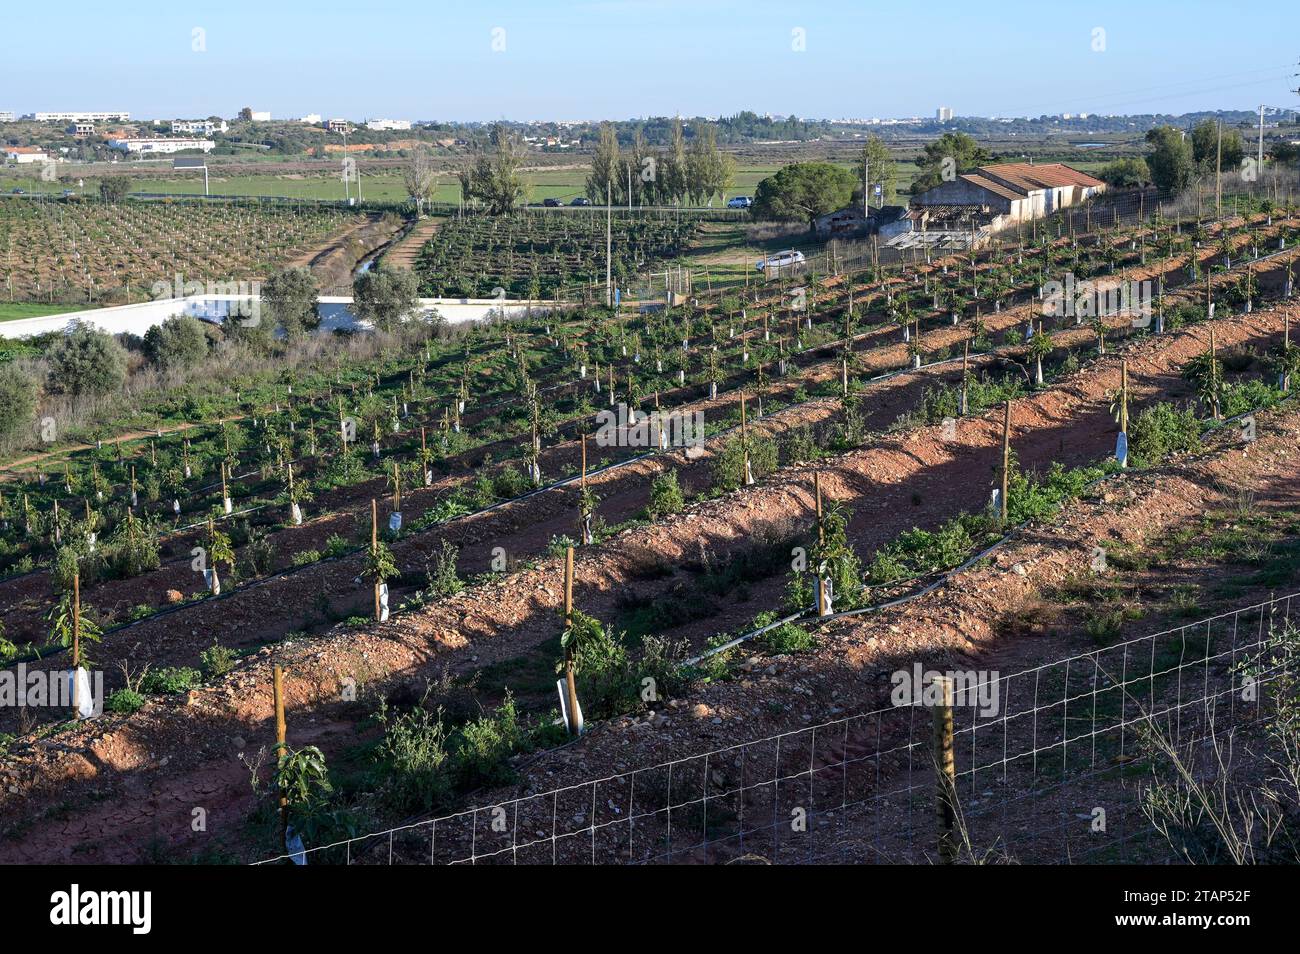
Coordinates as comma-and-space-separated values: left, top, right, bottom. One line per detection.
711, 433, 779, 492
492, 465, 529, 500
453, 692, 529, 789
45, 321, 128, 396
752, 612, 815, 654
375, 700, 453, 812
240, 526, 276, 576
199, 643, 237, 679
292, 549, 322, 567
140, 666, 203, 694
262, 267, 320, 339
322, 534, 350, 559
637, 635, 693, 701
427, 540, 463, 598
105, 514, 161, 579
1128, 402, 1202, 466
105, 688, 145, 714
0, 364, 37, 444
50, 545, 82, 592
646, 470, 685, 519
143, 316, 208, 371
1221, 380, 1282, 419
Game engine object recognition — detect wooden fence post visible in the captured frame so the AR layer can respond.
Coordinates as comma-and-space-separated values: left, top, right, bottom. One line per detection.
932, 674, 957, 863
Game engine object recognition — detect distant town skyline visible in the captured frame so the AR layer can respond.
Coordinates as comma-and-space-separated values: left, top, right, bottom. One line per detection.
3, 1, 1296, 122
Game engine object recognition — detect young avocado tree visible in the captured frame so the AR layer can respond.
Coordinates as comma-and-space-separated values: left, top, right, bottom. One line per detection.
1183, 331, 1222, 420
48, 572, 102, 717
1274, 318, 1299, 391
205, 517, 235, 595
794, 475, 863, 617
284, 461, 311, 526
367, 499, 400, 621
577, 435, 598, 545
1027, 322, 1053, 386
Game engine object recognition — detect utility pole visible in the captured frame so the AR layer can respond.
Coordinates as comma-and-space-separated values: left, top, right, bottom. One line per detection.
605, 180, 612, 308
863, 156, 869, 219
342, 128, 350, 203
1258, 105, 1266, 176
1215, 120, 1223, 219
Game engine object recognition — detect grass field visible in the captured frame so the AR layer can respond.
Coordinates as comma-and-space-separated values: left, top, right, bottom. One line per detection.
0, 151, 1115, 208
0, 161, 863, 206
0, 302, 86, 322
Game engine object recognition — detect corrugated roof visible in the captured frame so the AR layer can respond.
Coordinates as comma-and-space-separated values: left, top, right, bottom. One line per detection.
979, 162, 1105, 190
959, 173, 1026, 201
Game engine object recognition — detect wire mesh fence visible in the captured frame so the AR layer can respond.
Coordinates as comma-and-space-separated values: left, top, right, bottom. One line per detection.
255, 590, 1298, 865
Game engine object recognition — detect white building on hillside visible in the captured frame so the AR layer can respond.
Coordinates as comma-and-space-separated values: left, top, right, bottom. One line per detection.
5, 146, 49, 163
366, 118, 412, 131
108, 137, 215, 155
171, 119, 228, 135
31, 111, 130, 122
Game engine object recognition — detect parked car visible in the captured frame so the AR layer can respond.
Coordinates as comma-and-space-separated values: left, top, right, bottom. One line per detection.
10, 188, 24, 195
543, 197, 562, 207
756, 249, 806, 272
727, 195, 752, 209
570, 197, 592, 206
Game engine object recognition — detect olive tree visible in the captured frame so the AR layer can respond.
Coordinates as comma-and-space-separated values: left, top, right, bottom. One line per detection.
262, 266, 320, 339
143, 315, 209, 370
45, 321, 128, 396
352, 266, 420, 332
0, 364, 38, 443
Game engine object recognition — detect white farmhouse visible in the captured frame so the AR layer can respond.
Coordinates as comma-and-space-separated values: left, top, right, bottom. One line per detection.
108, 137, 216, 155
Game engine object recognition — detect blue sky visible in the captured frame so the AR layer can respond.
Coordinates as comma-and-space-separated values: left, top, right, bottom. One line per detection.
3, 0, 1295, 121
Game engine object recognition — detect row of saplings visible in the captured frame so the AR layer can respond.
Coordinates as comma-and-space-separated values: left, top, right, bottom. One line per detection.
22, 339, 1276, 857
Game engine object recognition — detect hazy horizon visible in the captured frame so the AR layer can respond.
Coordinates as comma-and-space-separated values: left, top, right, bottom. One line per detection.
3, 0, 1295, 123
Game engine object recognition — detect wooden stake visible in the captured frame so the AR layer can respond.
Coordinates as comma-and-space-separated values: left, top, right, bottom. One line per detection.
563, 546, 580, 735
961, 339, 970, 415
814, 472, 824, 545
71, 571, 81, 717
1120, 359, 1129, 433
371, 498, 381, 621
273, 664, 288, 847
1000, 401, 1012, 525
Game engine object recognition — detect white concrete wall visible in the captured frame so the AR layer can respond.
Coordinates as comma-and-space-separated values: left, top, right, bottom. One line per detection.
0, 295, 569, 340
